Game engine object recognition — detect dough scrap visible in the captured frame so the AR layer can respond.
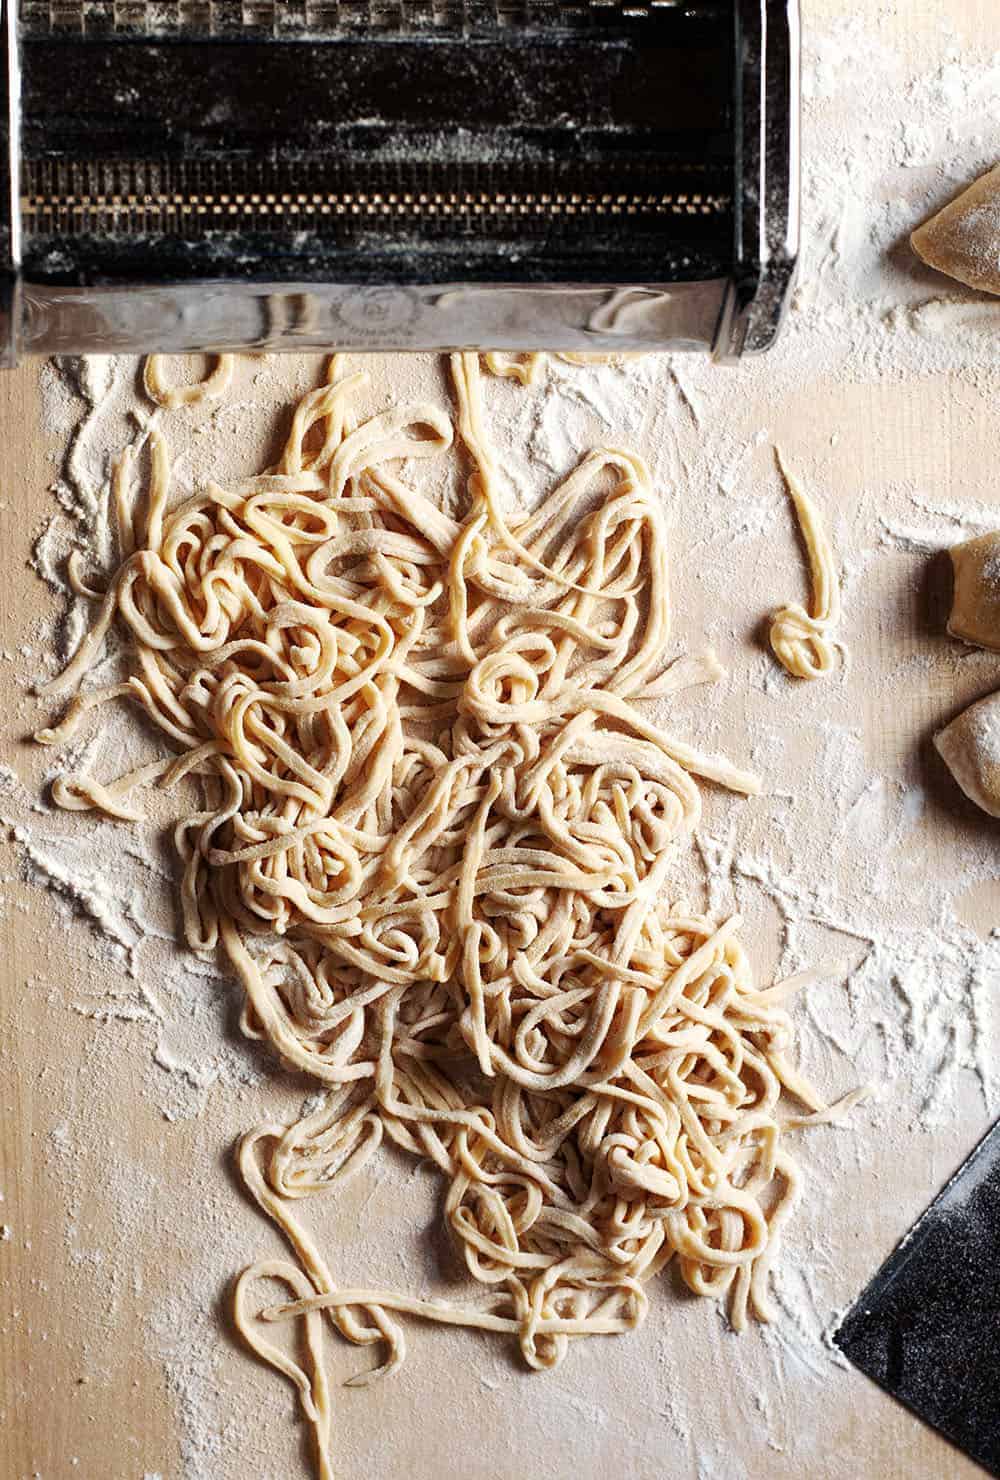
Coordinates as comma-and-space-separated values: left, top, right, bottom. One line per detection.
935, 691, 1000, 818
143, 352, 234, 409
768, 449, 842, 680
911, 164, 1000, 296
947, 530, 1000, 652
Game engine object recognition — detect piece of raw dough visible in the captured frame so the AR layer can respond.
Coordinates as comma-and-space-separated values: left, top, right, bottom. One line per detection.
911, 164, 1000, 296
935, 692, 1000, 818
947, 530, 1000, 652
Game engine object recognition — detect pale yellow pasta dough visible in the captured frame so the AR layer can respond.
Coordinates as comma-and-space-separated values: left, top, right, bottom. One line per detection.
911, 164, 1000, 296
935, 692, 1000, 818
947, 530, 1000, 652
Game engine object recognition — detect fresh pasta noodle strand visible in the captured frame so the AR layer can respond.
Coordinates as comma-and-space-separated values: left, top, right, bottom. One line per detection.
259, 1285, 645, 1339
768, 447, 844, 679
39, 356, 860, 1480
555, 351, 638, 366
66, 547, 107, 599
143, 352, 235, 409
483, 352, 545, 385
38, 581, 122, 697
233, 1258, 336, 1480
50, 760, 169, 820
785, 1085, 874, 1129
481, 352, 638, 383
34, 682, 134, 745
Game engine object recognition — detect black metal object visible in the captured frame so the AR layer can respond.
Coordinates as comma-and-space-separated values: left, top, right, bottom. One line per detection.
19, 6, 733, 285
728, 0, 799, 354
0, 0, 18, 365
0, 0, 800, 359
834, 1119, 1000, 1479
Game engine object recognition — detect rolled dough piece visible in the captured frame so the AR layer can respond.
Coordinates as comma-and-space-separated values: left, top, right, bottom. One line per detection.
947, 530, 1000, 651
935, 692, 1000, 818
911, 164, 1000, 296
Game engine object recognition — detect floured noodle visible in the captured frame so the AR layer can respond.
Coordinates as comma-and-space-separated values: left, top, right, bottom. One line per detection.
143, 351, 235, 409
39, 351, 857, 1480
769, 447, 844, 679
483, 352, 545, 385
483, 351, 636, 386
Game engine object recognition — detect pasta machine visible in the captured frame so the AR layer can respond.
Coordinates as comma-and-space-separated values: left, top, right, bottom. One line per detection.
0, 0, 800, 364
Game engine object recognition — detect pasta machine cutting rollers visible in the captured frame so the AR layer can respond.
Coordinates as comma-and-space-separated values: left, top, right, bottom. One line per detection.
0, 0, 799, 364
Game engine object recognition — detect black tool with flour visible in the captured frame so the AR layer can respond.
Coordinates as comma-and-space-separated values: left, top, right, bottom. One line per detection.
0, 0, 799, 361
834, 1118, 1000, 1477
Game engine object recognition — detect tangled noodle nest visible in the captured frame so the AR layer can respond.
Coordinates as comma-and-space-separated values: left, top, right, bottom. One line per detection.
39, 351, 860, 1480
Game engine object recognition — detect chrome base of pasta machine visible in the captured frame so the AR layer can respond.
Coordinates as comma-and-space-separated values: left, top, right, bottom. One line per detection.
18, 277, 737, 357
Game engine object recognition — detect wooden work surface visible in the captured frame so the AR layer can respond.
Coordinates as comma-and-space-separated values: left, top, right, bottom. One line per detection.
2, 3, 1000, 1477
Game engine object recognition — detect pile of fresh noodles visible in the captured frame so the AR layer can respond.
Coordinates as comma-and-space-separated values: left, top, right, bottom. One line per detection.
39, 351, 854, 1480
